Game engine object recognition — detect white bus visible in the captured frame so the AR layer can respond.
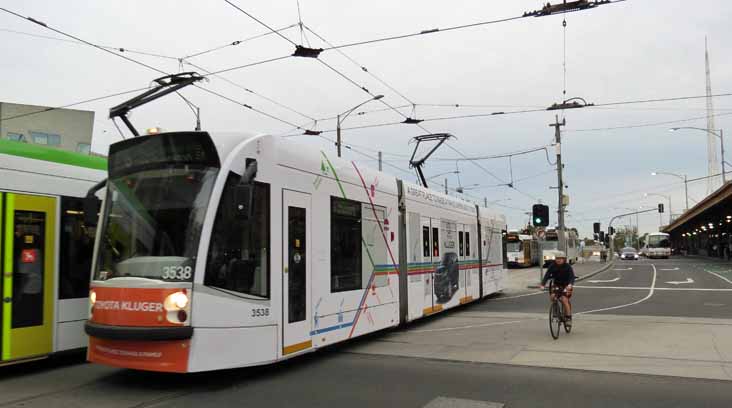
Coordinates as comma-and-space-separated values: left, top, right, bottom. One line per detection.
644, 232, 671, 259
84, 131, 507, 373
541, 228, 579, 265
0, 139, 105, 366
506, 231, 539, 267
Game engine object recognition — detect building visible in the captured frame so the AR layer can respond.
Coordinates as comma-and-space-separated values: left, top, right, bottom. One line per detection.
0, 102, 94, 154
663, 181, 732, 259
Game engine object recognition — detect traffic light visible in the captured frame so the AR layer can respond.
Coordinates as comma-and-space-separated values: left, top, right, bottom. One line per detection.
593, 222, 601, 234
599, 231, 605, 243
609, 226, 615, 235
658, 203, 664, 213
532, 204, 549, 227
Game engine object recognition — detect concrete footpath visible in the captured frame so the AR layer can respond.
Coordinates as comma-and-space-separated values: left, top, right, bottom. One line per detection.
345, 311, 732, 382
505, 259, 614, 292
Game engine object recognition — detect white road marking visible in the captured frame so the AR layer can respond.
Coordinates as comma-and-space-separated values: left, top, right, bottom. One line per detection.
491, 291, 544, 300
587, 277, 620, 283
665, 278, 694, 285
411, 319, 531, 333
577, 263, 657, 315
704, 269, 732, 286
574, 286, 732, 292
660, 267, 680, 271
613, 267, 633, 271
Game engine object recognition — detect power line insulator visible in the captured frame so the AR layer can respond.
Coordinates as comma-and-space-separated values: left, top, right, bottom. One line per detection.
292, 45, 323, 58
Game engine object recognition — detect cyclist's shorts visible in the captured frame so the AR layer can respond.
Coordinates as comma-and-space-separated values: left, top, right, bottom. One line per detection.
552, 284, 573, 299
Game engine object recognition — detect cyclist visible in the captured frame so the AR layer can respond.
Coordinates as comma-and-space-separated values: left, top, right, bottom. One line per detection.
540, 252, 575, 325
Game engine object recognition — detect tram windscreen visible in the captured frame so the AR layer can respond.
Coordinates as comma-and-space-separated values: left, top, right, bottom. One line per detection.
647, 235, 670, 248
506, 241, 522, 252
95, 133, 220, 282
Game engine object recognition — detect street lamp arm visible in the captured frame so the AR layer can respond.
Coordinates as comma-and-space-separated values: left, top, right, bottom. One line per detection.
339, 95, 384, 124
670, 126, 722, 138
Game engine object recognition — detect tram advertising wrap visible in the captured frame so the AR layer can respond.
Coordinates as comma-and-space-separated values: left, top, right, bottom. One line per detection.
85, 131, 507, 372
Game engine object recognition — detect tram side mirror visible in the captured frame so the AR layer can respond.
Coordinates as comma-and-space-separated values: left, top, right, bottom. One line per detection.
231, 159, 258, 221
83, 179, 106, 227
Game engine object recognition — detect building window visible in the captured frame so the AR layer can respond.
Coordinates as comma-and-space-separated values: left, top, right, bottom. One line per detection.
76, 143, 91, 154
30, 131, 61, 146
331, 197, 362, 292
204, 174, 270, 298
7, 132, 26, 142
59, 197, 97, 299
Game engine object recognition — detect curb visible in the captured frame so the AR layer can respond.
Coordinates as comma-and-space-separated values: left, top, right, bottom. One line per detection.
525, 261, 615, 289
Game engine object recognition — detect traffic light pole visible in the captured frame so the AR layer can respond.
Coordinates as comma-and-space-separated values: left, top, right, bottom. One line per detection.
550, 115, 567, 254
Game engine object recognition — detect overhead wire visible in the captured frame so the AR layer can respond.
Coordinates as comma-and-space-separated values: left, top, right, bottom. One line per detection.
0, 7, 308, 130
180, 23, 299, 60
184, 60, 317, 121
0, 86, 150, 121
0, 27, 180, 60
0, 7, 169, 75
303, 24, 417, 106
222, 0, 298, 47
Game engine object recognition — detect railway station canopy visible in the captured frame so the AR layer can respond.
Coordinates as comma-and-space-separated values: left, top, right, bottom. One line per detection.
663, 181, 732, 258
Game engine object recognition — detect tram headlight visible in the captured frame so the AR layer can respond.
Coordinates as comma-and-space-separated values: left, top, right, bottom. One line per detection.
166, 291, 189, 310
89, 290, 97, 305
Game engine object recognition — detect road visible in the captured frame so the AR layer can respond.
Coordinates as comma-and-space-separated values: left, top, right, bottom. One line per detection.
1, 257, 731, 407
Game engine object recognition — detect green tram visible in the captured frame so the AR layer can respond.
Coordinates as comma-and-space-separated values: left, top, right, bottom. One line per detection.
0, 139, 105, 365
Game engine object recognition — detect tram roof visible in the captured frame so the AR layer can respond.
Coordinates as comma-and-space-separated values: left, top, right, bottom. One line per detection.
0, 139, 107, 171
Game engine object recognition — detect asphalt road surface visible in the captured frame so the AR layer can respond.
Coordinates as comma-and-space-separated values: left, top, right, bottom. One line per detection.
1, 256, 730, 408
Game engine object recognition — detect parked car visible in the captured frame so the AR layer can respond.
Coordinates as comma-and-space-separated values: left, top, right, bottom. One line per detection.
619, 247, 639, 260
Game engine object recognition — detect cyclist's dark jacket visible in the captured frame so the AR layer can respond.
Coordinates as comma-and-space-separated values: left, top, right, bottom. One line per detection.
541, 262, 576, 286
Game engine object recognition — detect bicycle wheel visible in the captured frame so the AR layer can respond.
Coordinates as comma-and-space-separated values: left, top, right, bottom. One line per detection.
549, 301, 561, 339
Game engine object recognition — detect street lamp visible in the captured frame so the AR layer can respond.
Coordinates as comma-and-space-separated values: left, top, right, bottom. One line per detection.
645, 192, 672, 226
669, 127, 728, 183
336, 95, 384, 157
652, 171, 689, 211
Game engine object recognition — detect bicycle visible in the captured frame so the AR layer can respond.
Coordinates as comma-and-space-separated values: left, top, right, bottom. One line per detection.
548, 283, 572, 340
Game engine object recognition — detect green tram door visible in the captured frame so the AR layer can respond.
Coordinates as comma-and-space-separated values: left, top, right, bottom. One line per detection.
1, 193, 56, 362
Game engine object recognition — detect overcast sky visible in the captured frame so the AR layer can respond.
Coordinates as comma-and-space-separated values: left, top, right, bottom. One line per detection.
3, 0, 732, 238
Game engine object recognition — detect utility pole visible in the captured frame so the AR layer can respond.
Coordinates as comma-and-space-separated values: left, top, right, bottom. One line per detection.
378, 151, 383, 171
444, 178, 448, 194
195, 107, 201, 131
484, 197, 488, 208
550, 115, 567, 254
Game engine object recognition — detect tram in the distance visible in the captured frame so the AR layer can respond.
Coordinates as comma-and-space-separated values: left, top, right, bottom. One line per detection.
85, 131, 507, 373
0, 139, 105, 366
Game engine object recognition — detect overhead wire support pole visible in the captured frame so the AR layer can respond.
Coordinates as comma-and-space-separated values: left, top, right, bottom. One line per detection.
550, 115, 567, 255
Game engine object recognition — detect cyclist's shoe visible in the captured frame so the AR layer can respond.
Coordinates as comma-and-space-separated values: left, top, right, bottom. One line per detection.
565, 315, 572, 326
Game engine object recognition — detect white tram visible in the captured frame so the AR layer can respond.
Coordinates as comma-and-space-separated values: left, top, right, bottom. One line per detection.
85, 131, 507, 373
0, 139, 105, 365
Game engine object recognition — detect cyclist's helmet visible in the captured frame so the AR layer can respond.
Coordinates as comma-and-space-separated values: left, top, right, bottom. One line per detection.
555, 251, 567, 259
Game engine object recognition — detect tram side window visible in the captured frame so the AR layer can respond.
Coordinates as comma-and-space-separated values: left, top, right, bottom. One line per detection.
466, 231, 471, 257
459, 231, 464, 257
205, 173, 270, 298
422, 226, 430, 258
331, 197, 362, 292
59, 197, 97, 299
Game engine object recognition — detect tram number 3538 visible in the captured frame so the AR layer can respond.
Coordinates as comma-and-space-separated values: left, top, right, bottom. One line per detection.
251, 308, 270, 317
161, 266, 193, 280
